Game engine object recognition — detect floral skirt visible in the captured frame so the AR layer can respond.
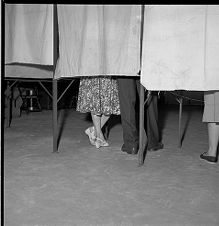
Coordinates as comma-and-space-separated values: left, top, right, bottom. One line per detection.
76, 76, 120, 115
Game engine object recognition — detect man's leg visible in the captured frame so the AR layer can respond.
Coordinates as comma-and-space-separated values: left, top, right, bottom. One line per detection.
117, 77, 139, 153
145, 92, 163, 150
136, 80, 163, 151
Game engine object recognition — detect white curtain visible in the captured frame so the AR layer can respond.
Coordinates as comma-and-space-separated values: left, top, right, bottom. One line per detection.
5, 4, 53, 65
55, 5, 141, 78
5, 4, 219, 90
141, 5, 219, 91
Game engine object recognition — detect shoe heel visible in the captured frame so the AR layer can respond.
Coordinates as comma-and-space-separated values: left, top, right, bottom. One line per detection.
95, 137, 109, 148
85, 127, 96, 146
95, 140, 101, 149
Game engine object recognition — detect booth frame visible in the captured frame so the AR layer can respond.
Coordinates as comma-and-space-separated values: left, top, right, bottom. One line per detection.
4, 4, 185, 166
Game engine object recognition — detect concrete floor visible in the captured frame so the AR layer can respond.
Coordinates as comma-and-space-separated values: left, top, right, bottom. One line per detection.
4, 105, 219, 226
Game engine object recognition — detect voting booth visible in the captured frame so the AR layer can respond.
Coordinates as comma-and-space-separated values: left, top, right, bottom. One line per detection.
4, 4, 219, 165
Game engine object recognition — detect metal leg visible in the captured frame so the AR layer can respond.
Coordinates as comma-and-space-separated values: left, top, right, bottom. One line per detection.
53, 79, 58, 153
178, 97, 183, 148
138, 83, 146, 166
53, 4, 58, 153
36, 98, 42, 111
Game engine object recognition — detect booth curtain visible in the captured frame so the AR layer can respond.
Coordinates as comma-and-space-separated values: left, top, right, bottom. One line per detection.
5, 4, 53, 65
141, 5, 219, 91
5, 4, 219, 91
55, 5, 141, 78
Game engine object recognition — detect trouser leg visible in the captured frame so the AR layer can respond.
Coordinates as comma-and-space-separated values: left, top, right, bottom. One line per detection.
145, 93, 160, 149
136, 80, 160, 149
117, 77, 139, 149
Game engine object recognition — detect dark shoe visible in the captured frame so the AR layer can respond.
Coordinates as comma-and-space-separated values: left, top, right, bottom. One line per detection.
200, 152, 218, 164
121, 144, 138, 155
148, 142, 164, 151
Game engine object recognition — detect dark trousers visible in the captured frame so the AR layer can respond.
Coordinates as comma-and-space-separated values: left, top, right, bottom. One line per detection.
117, 77, 160, 150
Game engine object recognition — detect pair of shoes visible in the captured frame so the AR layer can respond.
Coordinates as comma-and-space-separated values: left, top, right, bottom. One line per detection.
85, 127, 96, 146
148, 142, 164, 151
95, 137, 109, 149
121, 144, 138, 155
200, 152, 218, 164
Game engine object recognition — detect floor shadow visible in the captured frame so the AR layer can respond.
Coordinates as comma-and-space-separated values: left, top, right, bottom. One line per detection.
158, 103, 176, 140
159, 104, 194, 147
85, 113, 92, 123
105, 115, 121, 138
180, 109, 193, 146
57, 109, 71, 146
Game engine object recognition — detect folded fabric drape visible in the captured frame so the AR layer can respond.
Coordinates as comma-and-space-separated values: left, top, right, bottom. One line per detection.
141, 5, 219, 91
55, 5, 141, 78
5, 4, 53, 65
5, 4, 219, 91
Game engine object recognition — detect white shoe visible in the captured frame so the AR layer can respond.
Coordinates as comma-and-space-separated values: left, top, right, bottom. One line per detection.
85, 127, 96, 146
95, 137, 109, 149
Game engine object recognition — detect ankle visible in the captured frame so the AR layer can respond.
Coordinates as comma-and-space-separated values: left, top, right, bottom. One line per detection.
207, 147, 217, 157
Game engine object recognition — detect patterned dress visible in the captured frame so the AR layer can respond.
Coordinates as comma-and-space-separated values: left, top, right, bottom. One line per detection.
76, 76, 120, 115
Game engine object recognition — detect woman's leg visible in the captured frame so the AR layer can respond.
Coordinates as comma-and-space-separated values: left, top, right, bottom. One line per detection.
87, 114, 110, 143
91, 114, 110, 136
101, 114, 110, 139
91, 113, 109, 148
89, 114, 109, 129
91, 113, 105, 140
207, 122, 219, 157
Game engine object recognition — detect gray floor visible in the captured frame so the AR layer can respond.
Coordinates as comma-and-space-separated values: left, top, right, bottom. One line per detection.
4, 105, 219, 226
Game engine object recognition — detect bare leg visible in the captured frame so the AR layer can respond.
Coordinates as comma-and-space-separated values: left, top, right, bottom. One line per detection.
87, 114, 110, 143
91, 113, 109, 148
207, 122, 219, 157
91, 113, 105, 140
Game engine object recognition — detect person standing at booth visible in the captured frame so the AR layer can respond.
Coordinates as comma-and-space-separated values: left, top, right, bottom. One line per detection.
200, 91, 219, 163
117, 76, 163, 154
76, 76, 120, 149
